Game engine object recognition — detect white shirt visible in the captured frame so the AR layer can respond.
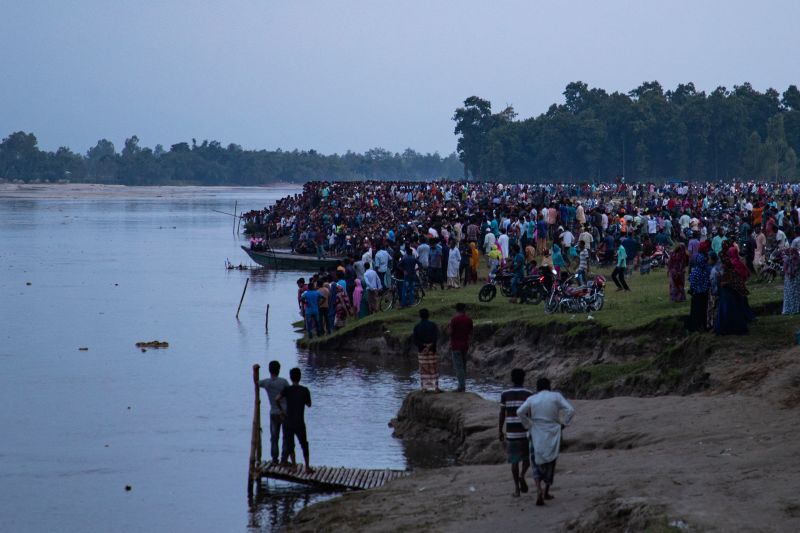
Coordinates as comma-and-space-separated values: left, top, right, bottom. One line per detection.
497, 234, 510, 258
484, 232, 496, 254
517, 390, 575, 465
561, 231, 574, 247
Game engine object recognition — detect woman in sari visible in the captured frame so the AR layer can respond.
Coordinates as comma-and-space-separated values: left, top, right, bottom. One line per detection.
667, 243, 689, 302
707, 251, 721, 330
780, 241, 800, 315
714, 247, 753, 335
327, 281, 340, 332
352, 278, 364, 318
686, 250, 711, 332
468, 241, 480, 284
333, 282, 353, 329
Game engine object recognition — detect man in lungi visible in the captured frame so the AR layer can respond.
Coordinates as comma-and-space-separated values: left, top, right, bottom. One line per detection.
412, 308, 440, 392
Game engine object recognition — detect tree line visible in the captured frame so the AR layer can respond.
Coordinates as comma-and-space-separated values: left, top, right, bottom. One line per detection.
454, 81, 800, 182
0, 134, 464, 185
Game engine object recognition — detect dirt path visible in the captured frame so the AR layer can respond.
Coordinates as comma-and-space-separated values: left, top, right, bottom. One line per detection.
289, 347, 800, 532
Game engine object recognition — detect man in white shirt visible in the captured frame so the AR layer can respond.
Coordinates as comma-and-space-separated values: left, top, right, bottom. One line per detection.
578, 226, 593, 250
497, 230, 510, 259
516, 378, 575, 506
484, 228, 497, 255
361, 246, 373, 266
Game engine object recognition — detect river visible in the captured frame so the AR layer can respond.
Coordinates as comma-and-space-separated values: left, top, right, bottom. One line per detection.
0, 186, 497, 533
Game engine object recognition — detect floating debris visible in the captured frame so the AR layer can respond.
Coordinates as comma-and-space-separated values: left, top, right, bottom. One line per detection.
78, 347, 89, 351
26, 282, 32, 286
124, 485, 132, 492
135, 340, 169, 349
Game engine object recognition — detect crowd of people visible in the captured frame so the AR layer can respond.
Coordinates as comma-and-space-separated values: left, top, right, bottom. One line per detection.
277, 179, 799, 339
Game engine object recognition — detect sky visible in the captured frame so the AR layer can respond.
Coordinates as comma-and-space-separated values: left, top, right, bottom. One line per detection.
1, 0, 799, 156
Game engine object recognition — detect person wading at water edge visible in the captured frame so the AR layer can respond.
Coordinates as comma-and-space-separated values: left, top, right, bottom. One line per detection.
258, 361, 289, 465
516, 377, 575, 506
276, 368, 313, 473
499, 368, 533, 497
412, 308, 440, 392
301, 282, 322, 338
448, 303, 473, 392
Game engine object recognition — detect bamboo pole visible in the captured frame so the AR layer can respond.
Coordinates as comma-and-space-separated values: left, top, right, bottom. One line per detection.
236, 278, 249, 319
233, 200, 238, 234
265, 304, 270, 332
248, 364, 261, 499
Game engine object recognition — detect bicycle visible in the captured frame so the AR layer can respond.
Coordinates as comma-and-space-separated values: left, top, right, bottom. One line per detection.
379, 275, 426, 311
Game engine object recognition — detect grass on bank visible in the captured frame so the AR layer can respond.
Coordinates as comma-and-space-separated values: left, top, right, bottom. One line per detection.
299, 263, 787, 347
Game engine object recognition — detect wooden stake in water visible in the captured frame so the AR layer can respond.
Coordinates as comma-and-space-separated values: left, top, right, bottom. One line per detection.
248, 363, 262, 499
233, 200, 238, 234
236, 277, 249, 319
265, 304, 270, 332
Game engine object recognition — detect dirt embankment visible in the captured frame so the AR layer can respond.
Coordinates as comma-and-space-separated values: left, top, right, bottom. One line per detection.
289, 350, 800, 532
302, 301, 788, 401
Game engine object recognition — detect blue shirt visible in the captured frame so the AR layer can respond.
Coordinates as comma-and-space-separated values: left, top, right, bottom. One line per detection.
303, 290, 320, 315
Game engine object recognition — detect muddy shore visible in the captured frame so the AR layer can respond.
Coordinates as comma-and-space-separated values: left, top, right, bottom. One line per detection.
289, 350, 800, 532
286, 310, 800, 532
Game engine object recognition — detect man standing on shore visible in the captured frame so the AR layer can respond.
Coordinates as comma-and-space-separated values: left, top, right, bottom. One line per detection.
277, 367, 314, 472
364, 262, 380, 313
516, 377, 575, 506
412, 308, 440, 392
448, 303, 473, 392
258, 361, 289, 465
499, 368, 533, 497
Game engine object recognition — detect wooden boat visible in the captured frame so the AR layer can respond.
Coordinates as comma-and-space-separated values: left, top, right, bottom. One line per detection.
241, 245, 342, 270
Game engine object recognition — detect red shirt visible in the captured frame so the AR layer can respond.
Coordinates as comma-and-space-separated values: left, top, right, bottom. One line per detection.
449, 313, 473, 351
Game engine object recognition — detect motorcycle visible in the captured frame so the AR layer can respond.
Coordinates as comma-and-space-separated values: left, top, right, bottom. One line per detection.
759, 248, 783, 284
519, 267, 555, 305
544, 273, 605, 314
478, 268, 515, 302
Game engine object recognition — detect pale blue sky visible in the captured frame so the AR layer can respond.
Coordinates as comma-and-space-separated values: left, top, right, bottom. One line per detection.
1, 0, 798, 155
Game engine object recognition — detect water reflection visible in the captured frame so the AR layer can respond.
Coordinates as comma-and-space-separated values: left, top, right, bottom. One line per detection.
0, 188, 503, 532
247, 481, 339, 533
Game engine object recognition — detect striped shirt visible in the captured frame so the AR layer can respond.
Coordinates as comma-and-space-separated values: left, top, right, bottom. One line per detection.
501, 388, 533, 440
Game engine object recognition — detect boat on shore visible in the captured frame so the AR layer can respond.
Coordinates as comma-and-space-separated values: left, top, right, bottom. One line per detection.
240, 245, 342, 270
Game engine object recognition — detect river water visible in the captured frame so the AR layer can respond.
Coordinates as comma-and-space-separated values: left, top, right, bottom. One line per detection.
0, 187, 498, 533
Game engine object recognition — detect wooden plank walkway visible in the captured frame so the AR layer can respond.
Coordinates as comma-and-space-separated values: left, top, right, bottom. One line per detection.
256, 463, 409, 490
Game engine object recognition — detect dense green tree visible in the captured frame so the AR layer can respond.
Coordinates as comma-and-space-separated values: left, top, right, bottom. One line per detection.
453, 81, 800, 182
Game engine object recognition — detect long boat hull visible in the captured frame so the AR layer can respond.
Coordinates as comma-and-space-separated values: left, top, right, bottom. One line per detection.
241, 246, 341, 270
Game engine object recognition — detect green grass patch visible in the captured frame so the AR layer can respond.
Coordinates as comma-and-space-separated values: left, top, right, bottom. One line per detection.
298, 263, 786, 348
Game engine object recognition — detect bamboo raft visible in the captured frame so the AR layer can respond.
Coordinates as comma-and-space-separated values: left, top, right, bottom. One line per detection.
247, 364, 408, 497
256, 463, 408, 490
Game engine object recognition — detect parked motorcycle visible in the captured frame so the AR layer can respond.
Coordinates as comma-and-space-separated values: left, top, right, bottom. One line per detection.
759, 248, 783, 284
519, 267, 555, 305
544, 273, 606, 314
478, 268, 514, 302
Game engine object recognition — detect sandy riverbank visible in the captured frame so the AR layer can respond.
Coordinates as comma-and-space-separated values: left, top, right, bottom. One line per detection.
287, 345, 800, 532
0, 182, 301, 199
